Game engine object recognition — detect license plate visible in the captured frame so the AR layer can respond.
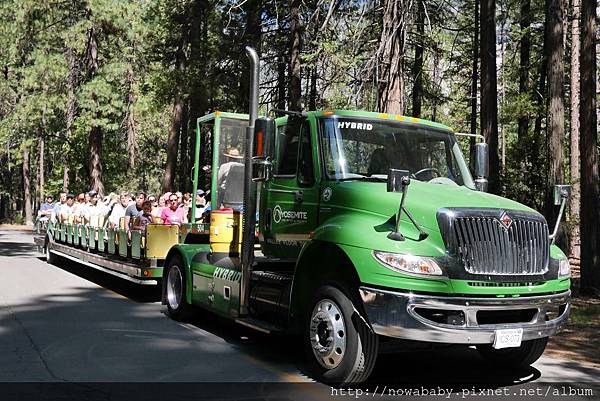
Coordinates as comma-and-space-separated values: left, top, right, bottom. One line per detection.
493, 328, 523, 349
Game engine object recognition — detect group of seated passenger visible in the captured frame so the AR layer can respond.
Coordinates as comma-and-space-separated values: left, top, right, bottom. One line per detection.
37, 188, 211, 231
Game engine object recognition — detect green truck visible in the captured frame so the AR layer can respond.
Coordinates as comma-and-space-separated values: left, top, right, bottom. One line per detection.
42, 47, 572, 384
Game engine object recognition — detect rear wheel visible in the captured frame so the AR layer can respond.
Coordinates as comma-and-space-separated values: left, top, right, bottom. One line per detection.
304, 285, 378, 385
476, 337, 548, 368
165, 256, 193, 321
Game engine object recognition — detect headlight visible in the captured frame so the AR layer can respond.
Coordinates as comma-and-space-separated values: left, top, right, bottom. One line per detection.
373, 251, 444, 276
558, 258, 571, 278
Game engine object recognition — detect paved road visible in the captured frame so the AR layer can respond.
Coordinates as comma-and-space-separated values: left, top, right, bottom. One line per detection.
0, 229, 598, 398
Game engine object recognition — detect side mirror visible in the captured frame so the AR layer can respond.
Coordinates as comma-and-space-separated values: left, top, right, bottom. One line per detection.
553, 185, 572, 205
474, 142, 489, 192
252, 157, 272, 182
253, 118, 275, 159
387, 169, 410, 193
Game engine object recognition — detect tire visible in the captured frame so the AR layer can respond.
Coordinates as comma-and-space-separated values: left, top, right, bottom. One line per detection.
476, 337, 548, 368
164, 255, 194, 321
304, 285, 379, 385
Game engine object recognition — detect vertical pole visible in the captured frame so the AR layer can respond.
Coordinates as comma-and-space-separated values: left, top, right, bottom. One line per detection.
211, 115, 221, 209
191, 118, 202, 222
240, 47, 260, 315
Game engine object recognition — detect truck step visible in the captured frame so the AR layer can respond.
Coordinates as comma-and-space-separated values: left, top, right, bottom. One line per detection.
234, 317, 285, 334
250, 270, 293, 285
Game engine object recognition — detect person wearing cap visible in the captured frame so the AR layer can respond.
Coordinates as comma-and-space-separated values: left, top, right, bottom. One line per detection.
82, 190, 108, 226
59, 194, 76, 223
37, 195, 55, 222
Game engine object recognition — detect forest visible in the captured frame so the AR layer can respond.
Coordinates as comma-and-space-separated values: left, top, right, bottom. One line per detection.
0, 0, 598, 292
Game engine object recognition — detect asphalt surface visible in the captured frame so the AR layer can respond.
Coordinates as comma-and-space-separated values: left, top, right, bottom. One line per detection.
0, 229, 598, 399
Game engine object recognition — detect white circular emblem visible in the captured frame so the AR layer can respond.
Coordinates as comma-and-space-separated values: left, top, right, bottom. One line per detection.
322, 187, 332, 202
273, 205, 283, 224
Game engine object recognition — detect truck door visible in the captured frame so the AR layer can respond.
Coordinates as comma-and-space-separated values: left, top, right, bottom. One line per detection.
260, 116, 319, 259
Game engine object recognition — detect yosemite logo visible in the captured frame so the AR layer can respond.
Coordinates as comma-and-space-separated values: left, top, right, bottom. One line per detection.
337, 121, 373, 130
273, 204, 308, 224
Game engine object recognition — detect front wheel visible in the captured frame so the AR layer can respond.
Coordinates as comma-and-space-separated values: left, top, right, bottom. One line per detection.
476, 337, 548, 368
304, 285, 379, 385
165, 256, 193, 321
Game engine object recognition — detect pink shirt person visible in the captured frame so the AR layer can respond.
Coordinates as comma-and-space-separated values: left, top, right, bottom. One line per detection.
161, 194, 186, 225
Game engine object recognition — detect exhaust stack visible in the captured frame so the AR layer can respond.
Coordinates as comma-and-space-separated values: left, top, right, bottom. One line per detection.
239, 46, 260, 315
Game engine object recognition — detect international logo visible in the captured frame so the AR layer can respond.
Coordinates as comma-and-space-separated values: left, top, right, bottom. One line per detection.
499, 211, 513, 229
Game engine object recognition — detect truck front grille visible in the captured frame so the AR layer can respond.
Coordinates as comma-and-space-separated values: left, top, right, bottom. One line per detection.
438, 209, 550, 276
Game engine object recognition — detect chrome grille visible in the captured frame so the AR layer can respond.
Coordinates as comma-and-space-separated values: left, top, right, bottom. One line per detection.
439, 210, 550, 276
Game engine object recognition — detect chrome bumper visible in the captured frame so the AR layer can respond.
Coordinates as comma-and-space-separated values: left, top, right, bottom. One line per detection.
359, 287, 570, 344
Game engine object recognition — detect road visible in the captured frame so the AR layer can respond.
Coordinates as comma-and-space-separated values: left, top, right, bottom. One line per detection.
0, 229, 598, 399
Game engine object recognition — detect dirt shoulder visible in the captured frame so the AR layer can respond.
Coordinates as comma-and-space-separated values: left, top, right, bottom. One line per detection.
0, 224, 34, 232
546, 295, 600, 368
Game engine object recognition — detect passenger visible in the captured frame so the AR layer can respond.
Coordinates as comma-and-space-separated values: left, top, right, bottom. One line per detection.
82, 190, 108, 226
72, 193, 86, 223
125, 191, 146, 229
131, 200, 154, 231
194, 189, 207, 222
60, 194, 76, 223
108, 192, 130, 229
161, 193, 186, 225
217, 147, 244, 208
37, 194, 54, 222
152, 194, 164, 223
51, 192, 67, 223
176, 191, 183, 206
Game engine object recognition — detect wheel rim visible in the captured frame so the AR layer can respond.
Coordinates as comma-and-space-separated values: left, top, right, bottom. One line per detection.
166, 265, 183, 310
309, 298, 347, 369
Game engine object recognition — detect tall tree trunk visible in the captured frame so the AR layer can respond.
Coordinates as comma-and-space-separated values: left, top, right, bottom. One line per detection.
378, 0, 410, 115
63, 47, 79, 192
579, 0, 600, 294
38, 137, 44, 204
569, 0, 581, 260
162, 31, 188, 193
277, 54, 286, 110
469, 0, 479, 169
308, 67, 317, 110
480, 0, 500, 193
86, 21, 104, 195
22, 146, 32, 225
288, 0, 302, 111
126, 68, 136, 172
517, 0, 531, 140
411, 0, 424, 118
89, 125, 104, 195
545, 0, 565, 244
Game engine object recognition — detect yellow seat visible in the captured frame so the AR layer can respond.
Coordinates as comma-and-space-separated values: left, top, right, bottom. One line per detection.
146, 224, 179, 259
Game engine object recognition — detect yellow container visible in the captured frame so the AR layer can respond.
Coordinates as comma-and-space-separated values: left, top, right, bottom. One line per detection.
210, 209, 242, 254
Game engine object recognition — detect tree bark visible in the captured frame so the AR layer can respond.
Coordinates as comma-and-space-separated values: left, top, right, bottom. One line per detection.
277, 55, 286, 110
480, 0, 500, 193
377, 0, 410, 115
517, 0, 531, 140
545, 0, 566, 245
38, 137, 44, 204
22, 146, 32, 226
288, 0, 302, 111
411, 0, 424, 118
86, 21, 104, 196
579, 0, 600, 293
162, 30, 188, 193
469, 0, 479, 169
126, 68, 136, 172
63, 47, 79, 192
569, 0, 580, 260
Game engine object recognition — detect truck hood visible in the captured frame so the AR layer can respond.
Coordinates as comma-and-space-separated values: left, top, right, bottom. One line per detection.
325, 180, 540, 233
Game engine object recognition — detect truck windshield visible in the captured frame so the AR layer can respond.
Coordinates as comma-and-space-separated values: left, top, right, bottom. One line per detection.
319, 116, 475, 189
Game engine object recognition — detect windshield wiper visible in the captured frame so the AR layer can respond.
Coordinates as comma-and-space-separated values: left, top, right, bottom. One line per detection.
338, 175, 387, 182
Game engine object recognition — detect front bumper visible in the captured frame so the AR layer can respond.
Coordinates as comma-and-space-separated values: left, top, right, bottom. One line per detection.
360, 286, 570, 344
